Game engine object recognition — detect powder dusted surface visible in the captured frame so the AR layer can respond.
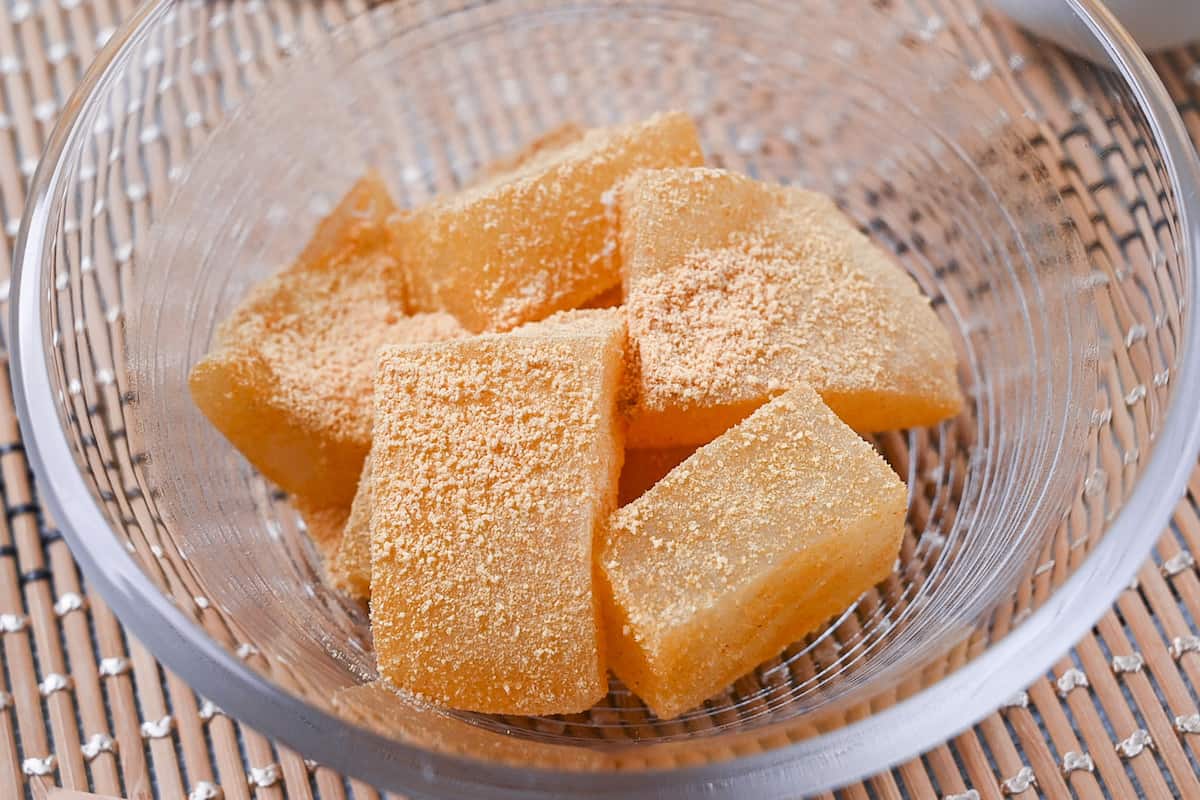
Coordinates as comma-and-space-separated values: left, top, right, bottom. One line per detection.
370, 326, 625, 714
325, 292, 619, 602
395, 112, 704, 333
621, 167, 962, 447
328, 456, 373, 602
510, 307, 624, 338
189, 174, 467, 507
600, 385, 907, 719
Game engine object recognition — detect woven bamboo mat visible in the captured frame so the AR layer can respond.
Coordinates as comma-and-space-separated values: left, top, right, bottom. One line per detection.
0, 0, 1199, 798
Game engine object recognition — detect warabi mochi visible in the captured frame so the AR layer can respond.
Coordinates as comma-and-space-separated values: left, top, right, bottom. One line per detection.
188, 174, 466, 507
600, 384, 907, 719
620, 166, 962, 447
370, 316, 625, 714
323, 301, 614, 604
328, 456, 373, 602
396, 112, 704, 333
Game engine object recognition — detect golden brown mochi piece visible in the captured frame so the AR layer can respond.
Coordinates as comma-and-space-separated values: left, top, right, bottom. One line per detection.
395, 112, 704, 333
370, 316, 625, 714
327, 456, 373, 601
330, 310, 625, 604
600, 384, 908, 719
620, 166, 962, 447
189, 174, 466, 507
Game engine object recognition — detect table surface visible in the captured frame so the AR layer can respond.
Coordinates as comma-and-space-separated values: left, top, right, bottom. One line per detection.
1, 1, 1199, 798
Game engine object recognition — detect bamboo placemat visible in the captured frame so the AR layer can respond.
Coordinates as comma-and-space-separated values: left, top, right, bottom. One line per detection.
0, 0, 1199, 798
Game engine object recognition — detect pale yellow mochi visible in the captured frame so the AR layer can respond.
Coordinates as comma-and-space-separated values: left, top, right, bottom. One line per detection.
370, 316, 625, 714
620, 166, 962, 447
396, 112, 703, 333
600, 384, 907, 719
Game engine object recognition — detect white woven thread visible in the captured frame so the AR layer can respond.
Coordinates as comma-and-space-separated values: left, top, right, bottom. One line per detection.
1001, 766, 1036, 795
141, 715, 174, 739
198, 699, 223, 721
1116, 729, 1154, 758
1162, 551, 1196, 577
248, 763, 280, 788
1056, 668, 1089, 697
1111, 653, 1145, 674
1062, 751, 1094, 774
38, 673, 72, 696
1170, 636, 1200, 659
189, 782, 223, 800
1000, 691, 1029, 710
53, 592, 86, 616
1175, 714, 1200, 735
22, 755, 55, 776
98, 656, 131, 677
81, 732, 117, 760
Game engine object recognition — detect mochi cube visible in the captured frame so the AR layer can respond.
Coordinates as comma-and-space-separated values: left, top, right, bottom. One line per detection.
189, 173, 465, 506
370, 318, 625, 714
600, 384, 907, 719
620, 166, 961, 447
396, 112, 703, 332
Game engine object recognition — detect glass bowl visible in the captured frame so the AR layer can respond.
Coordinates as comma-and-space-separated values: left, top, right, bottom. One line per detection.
11, 0, 1200, 796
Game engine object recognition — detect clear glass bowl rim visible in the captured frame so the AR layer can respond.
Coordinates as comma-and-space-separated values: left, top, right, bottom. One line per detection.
9, 0, 1200, 796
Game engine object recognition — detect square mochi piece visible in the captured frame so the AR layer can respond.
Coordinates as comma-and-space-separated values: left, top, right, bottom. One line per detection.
600, 383, 907, 719
189, 174, 466, 507
620, 166, 962, 447
370, 315, 625, 714
396, 112, 704, 333
332, 310, 626, 604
